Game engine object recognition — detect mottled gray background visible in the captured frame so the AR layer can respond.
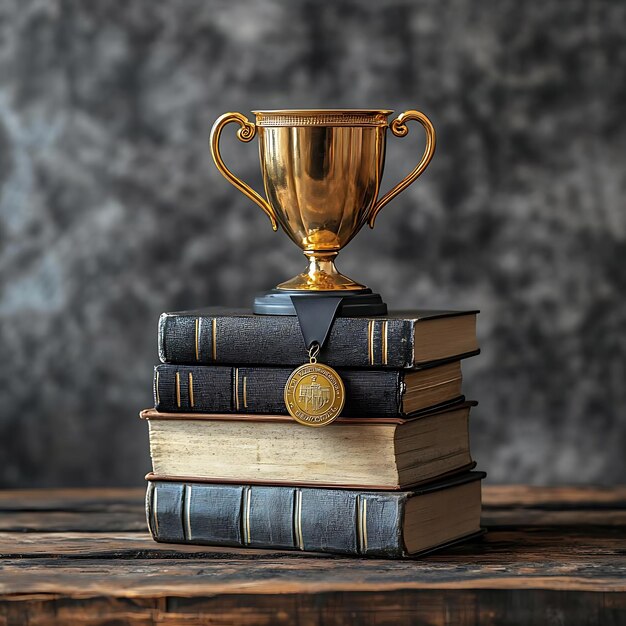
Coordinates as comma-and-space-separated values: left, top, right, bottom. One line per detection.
1, 0, 625, 487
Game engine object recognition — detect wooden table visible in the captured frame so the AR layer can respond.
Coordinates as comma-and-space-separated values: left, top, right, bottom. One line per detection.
0, 486, 625, 625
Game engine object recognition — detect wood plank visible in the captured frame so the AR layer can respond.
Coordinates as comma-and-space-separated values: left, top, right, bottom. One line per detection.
0, 532, 264, 558
482, 509, 626, 526
482, 485, 626, 526
0, 597, 157, 626
0, 511, 147, 533
0, 526, 625, 561
0, 535, 625, 596
1, 590, 625, 626
0, 489, 145, 511
0, 488, 146, 532
160, 590, 626, 626
483, 485, 626, 507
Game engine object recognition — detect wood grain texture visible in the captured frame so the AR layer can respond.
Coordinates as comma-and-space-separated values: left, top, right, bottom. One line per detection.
0, 488, 145, 509
0, 487, 625, 625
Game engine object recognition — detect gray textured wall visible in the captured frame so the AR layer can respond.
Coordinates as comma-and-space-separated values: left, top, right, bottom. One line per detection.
1, 0, 625, 487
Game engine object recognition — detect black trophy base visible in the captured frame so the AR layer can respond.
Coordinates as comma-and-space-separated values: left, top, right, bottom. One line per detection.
253, 289, 388, 316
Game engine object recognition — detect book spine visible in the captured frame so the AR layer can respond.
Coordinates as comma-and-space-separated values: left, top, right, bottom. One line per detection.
146, 481, 407, 557
154, 364, 404, 417
159, 313, 415, 368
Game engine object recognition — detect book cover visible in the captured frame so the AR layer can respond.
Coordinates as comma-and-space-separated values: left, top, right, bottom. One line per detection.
158, 307, 479, 368
153, 362, 465, 417
141, 402, 476, 490
146, 472, 485, 557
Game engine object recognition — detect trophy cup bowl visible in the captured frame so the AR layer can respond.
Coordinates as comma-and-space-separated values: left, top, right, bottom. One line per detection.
210, 109, 436, 315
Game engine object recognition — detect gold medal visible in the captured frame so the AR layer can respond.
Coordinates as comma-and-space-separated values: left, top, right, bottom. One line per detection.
284, 344, 345, 427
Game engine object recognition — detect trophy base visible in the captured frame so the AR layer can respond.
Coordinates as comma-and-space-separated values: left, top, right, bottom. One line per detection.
253, 289, 388, 316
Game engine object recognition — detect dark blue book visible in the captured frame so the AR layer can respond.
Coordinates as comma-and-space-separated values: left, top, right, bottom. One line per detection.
158, 308, 479, 368
146, 472, 485, 558
153, 360, 464, 417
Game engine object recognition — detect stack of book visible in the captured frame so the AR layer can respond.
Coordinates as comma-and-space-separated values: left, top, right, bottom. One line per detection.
142, 308, 485, 557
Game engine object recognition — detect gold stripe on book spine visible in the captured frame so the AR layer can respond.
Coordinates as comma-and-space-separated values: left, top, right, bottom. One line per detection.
242, 486, 252, 545
362, 498, 368, 552
184, 485, 192, 540
175, 372, 181, 408
243, 376, 248, 408
211, 319, 217, 361
188, 373, 194, 408
234, 368, 240, 411
153, 487, 159, 536
294, 490, 304, 550
155, 371, 160, 405
367, 321, 374, 365
357, 495, 368, 553
195, 318, 200, 361
382, 321, 388, 366
146, 483, 155, 536
357, 495, 363, 552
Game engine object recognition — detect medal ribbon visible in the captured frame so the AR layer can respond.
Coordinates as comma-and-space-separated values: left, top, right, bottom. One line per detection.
290, 296, 344, 355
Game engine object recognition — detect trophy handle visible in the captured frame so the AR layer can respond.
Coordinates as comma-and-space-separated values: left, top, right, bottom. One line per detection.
209, 112, 278, 231
368, 110, 436, 228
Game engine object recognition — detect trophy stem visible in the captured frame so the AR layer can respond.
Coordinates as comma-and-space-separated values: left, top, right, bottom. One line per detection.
255, 251, 387, 315
277, 251, 366, 291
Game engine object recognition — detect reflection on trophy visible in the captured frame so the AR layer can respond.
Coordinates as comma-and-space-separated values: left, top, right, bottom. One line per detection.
210, 109, 435, 315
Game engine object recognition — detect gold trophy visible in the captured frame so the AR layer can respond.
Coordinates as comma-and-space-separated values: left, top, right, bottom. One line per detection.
210, 109, 435, 316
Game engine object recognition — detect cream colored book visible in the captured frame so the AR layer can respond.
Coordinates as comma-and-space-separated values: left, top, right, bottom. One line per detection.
142, 403, 475, 490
